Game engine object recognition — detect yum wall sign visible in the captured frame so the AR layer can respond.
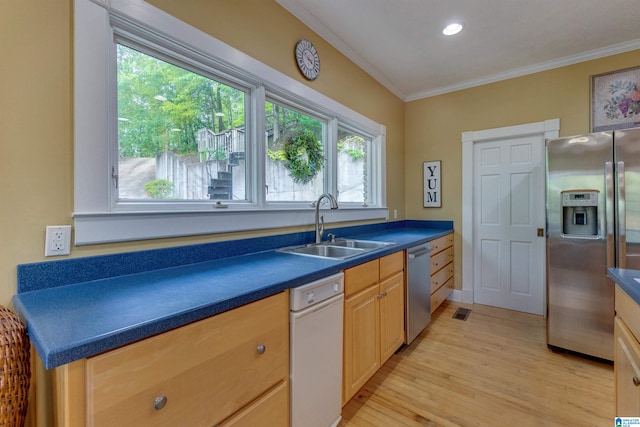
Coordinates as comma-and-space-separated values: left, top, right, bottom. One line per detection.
423, 160, 441, 208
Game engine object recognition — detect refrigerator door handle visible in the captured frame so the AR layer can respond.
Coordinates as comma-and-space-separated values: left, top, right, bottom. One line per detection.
606, 161, 615, 267
617, 161, 626, 268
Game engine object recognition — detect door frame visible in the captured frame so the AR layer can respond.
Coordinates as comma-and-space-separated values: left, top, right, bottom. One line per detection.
460, 119, 560, 306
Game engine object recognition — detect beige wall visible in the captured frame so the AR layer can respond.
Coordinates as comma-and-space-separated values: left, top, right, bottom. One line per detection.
0, 0, 404, 309
405, 50, 640, 290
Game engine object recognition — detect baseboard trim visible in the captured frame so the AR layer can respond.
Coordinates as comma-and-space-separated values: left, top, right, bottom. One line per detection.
448, 289, 474, 304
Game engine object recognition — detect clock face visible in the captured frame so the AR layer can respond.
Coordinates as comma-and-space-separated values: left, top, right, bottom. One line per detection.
295, 39, 320, 80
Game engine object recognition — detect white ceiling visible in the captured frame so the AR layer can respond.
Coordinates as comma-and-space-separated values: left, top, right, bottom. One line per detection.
275, 0, 640, 101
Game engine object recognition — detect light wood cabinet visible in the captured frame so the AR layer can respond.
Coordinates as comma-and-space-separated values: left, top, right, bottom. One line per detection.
55, 292, 289, 427
342, 252, 405, 405
379, 271, 405, 362
429, 233, 454, 313
343, 282, 379, 404
614, 285, 640, 416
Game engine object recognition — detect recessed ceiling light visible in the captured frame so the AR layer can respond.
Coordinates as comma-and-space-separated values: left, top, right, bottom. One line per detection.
443, 23, 463, 36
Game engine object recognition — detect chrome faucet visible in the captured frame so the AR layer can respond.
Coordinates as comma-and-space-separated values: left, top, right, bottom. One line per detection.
314, 193, 338, 243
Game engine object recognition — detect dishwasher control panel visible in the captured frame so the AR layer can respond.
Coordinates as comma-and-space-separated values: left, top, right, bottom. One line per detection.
290, 273, 344, 312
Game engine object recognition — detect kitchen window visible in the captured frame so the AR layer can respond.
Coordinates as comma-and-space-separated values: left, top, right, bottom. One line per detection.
73, 0, 387, 244
265, 100, 326, 203
116, 43, 249, 203
337, 126, 375, 205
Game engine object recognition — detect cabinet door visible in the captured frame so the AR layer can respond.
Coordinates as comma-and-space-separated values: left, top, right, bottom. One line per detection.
615, 317, 640, 416
379, 271, 405, 364
343, 285, 380, 405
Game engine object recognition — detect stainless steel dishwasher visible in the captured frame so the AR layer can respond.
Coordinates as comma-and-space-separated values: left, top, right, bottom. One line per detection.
290, 273, 344, 427
405, 243, 433, 344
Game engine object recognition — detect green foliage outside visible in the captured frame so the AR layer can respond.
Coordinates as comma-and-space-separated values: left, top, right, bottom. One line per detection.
283, 130, 325, 184
117, 45, 366, 172
117, 44, 245, 159
265, 101, 324, 174
338, 135, 365, 161
144, 179, 174, 199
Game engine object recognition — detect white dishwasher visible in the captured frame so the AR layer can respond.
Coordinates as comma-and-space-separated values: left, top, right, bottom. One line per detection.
290, 272, 344, 427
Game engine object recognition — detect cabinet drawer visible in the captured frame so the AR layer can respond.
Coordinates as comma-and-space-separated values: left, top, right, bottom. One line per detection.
431, 277, 453, 313
431, 247, 454, 274
616, 285, 640, 343
430, 233, 453, 254
218, 381, 289, 427
380, 251, 404, 280
344, 259, 379, 297
86, 292, 288, 427
430, 262, 454, 294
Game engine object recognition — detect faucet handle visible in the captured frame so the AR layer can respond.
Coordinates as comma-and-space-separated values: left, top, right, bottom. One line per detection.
327, 233, 336, 242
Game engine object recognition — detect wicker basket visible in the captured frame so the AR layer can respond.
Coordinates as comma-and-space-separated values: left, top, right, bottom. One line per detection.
0, 307, 30, 427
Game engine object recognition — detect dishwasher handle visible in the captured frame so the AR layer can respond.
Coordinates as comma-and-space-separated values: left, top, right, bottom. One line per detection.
408, 245, 432, 259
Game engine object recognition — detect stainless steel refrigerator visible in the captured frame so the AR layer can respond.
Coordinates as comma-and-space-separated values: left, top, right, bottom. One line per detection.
546, 127, 640, 361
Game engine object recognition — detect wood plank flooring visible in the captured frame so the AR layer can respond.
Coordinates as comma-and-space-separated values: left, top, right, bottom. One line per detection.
340, 302, 614, 426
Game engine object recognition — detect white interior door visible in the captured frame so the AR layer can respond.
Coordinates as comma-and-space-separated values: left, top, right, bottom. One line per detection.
472, 134, 545, 315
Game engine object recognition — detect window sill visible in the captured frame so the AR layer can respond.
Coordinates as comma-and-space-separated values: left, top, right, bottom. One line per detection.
73, 207, 389, 245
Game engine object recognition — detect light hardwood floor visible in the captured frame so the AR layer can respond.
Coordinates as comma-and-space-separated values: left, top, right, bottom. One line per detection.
340, 302, 614, 426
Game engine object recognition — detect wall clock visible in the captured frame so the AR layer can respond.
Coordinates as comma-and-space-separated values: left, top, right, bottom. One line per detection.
295, 39, 320, 81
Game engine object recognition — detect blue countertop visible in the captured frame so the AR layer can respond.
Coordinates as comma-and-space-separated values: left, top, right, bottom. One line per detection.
608, 268, 640, 305
13, 220, 452, 369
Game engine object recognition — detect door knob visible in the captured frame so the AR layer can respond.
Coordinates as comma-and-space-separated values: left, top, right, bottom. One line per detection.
537, 228, 544, 237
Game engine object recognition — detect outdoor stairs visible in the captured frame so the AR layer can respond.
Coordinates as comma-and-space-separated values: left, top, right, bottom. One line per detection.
208, 152, 245, 200
208, 171, 232, 200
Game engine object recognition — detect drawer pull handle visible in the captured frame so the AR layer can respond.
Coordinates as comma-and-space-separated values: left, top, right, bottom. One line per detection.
257, 344, 266, 355
154, 396, 168, 410
634, 376, 640, 387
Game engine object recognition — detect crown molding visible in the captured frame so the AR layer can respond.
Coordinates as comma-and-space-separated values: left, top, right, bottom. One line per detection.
275, 0, 640, 103
406, 38, 640, 101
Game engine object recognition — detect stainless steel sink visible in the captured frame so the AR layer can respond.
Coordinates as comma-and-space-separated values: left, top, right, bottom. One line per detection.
329, 239, 394, 250
278, 239, 395, 259
280, 244, 365, 259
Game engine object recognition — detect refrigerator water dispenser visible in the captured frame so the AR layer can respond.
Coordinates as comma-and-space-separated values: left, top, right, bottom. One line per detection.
561, 190, 598, 236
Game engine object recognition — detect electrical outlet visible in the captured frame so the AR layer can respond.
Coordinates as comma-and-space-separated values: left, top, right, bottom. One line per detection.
45, 226, 72, 257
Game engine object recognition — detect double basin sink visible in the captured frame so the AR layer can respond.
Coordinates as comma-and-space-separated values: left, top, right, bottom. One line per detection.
278, 238, 395, 260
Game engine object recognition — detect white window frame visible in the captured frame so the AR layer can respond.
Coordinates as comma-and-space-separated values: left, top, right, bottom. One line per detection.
73, 0, 387, 245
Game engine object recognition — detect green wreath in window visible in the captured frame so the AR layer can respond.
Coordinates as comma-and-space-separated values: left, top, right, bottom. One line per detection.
283, 130, 324, 184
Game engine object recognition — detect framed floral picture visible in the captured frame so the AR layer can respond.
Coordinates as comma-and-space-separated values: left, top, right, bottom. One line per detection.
591, 66, 640, 132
